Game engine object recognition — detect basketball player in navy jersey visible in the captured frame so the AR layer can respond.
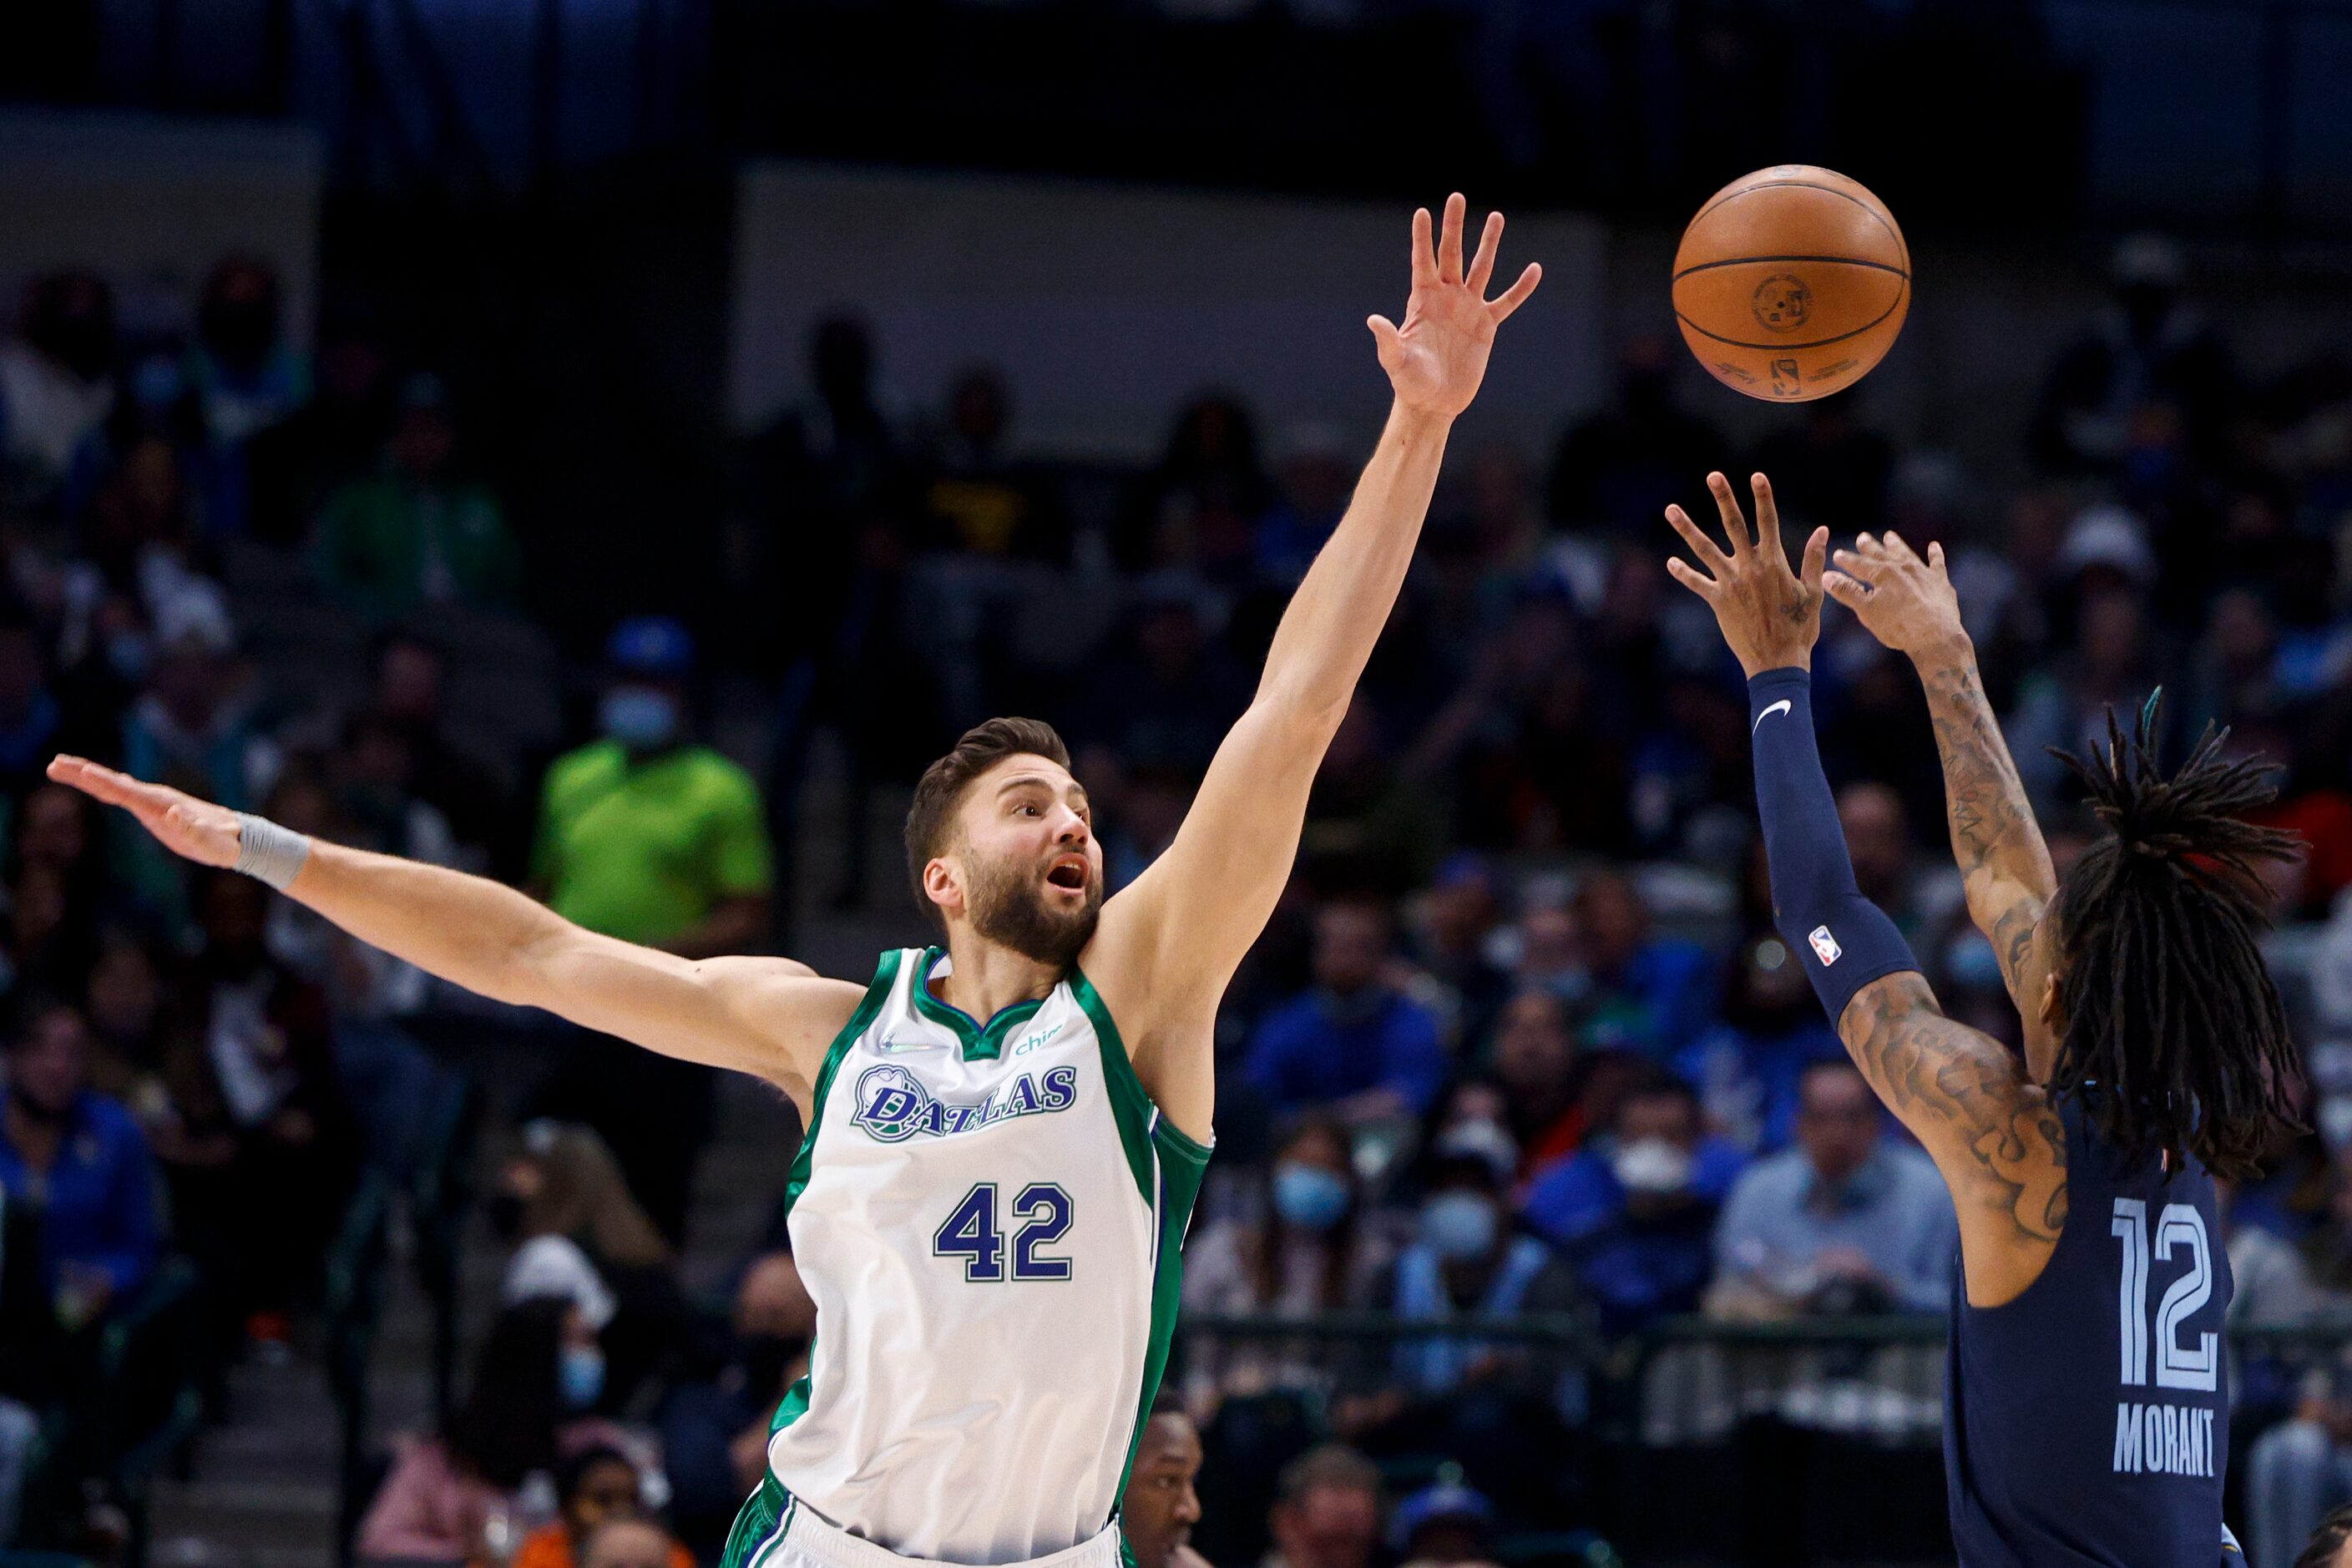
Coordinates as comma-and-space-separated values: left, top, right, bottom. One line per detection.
1665, 472, 2304, 1565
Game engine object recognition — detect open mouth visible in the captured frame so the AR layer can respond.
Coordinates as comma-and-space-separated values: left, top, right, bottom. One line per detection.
1045, 857, 1089, 892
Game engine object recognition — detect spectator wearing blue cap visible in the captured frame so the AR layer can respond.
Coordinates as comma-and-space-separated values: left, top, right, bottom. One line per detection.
1390, 1478, 1495, 1568
525, 615, 774, 1237
311, 372, 520, 620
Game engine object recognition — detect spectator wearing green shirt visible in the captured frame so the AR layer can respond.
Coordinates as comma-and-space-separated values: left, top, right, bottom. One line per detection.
312, 375, 521, 621
524, 616, 774, 1238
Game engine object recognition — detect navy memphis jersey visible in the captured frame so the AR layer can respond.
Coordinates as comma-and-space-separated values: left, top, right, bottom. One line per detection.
1945, 1095, 2234, 1567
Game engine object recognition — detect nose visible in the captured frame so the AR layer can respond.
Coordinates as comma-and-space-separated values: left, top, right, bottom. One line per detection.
1054, 807, 1090, 847
1176, 1487, 1201, 1525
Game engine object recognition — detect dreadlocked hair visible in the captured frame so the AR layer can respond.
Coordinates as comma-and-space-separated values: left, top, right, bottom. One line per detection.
2048, 695, 2305, 1180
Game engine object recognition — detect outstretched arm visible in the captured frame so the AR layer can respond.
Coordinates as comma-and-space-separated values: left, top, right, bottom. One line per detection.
1665, 476, 2065, 1307
1823, 533, 2057, 1014
48, 757, 858, 1110
1087, 194, 1540, 1141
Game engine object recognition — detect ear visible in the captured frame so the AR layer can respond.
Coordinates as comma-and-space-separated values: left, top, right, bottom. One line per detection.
921, 856, 963, 920
2039, 970, 2064, 1033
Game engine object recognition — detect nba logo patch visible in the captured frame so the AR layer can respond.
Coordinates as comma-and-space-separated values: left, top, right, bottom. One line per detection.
1808, 925, 1842, 966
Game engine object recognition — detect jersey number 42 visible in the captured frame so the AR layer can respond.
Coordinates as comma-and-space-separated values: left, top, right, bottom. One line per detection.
933, 1182, 1075, 1282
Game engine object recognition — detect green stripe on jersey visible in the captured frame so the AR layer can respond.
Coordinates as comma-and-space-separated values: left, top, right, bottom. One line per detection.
912, 945, 1047, 1060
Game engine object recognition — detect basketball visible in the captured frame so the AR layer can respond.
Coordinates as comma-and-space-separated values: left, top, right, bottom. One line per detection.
1672, 165, 1910, 402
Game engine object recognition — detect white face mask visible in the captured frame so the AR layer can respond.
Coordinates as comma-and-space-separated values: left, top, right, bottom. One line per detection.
1420, 1192, 1499, 1261
1611, 1136, 1694, 1196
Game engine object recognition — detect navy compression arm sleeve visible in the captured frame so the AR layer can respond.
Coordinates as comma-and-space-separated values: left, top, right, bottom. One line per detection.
1748, 667, 1920, 1027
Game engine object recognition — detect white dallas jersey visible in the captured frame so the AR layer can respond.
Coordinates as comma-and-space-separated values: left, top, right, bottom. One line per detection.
760, 947, 1211, 1564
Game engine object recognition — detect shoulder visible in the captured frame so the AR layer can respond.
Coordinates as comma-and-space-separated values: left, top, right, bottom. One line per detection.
73, 1091, 147, 1151
1727, 1147, 1805, 1202
683, 747, 761, 802
544, 742, 621, 797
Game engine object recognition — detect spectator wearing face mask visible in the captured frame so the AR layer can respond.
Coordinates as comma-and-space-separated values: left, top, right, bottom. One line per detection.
1358, 1123, 1579, 1504
1707, 1062, 1956, 1321
491, 1122, 683, 1414
1519, 1072, 1746, 1336
1181, 1116, 1393, 1413
526, 616, 773, 1241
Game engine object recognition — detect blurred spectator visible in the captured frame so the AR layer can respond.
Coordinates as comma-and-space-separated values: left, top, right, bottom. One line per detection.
508, 1445, 692, 1568
186, 258, 306, 453
155, 869, 354, 1351
1676, 933, 1846, 1156
0, 609, 63, 811
1124, 396, 1277, 574
1520, 1072, 1745, 1335
528, 615, 771, 1239
2031, 234, 2236, 478
1297, 701, 1447, 895
1364, 1125, 1578, 1502
660, 1251, 814, 1557
3, 781, 113, 1004
492, 1122, 684, 1412
2297, 1503, 2352, 1568
0, 999, 157, 1325
83, 924, 168, 1100
1836, 781, 1962, 944
1183, 1116, 1392, 1410
1120, 1398, 1208, 1568
1571, 869, 1714, 1058
1707, 1062, 1956, 1319
1485, 988, 1616, 1176
579, 1517, 691, 1568
367, 629, 512, 873
0, 271, 118, 509
1546, 337, 1723, 536
358, 1297, 599, 1566
314, 374, 521, 620
1242, 899, 1446, 1125
918, 366, 1068, 564
1390, 1479, 1495, 1568
0, 1183, 59, 1544
244, 322, 390, 547
119, 590, 276, 812
1405, 854, 1514, 1057
2011, 579, 2172, 814
1263, 1445, 1381, 1568
1072, 576, 1252, 781
2249, 1363, 2352, 1568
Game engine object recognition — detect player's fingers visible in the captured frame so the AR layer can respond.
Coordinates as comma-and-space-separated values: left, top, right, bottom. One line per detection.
1409, 209, 1436, 288
1705, 471, 1753, 554
48, 756, 148, 809
1665, 557, 1719, 600
1465, 210, 1504, 293
1490, 262, 1542, 322
1665, 504, 1732, 574
1799, 525, 1828, 590
1830, 547, 1886, 583
1750, 473, 1785, 564
1927, 539, 1949, 578
1438, 192, 1467, 284
1881, 529, 1922, 565
1367, 315, 1404, 360
1822, 570, 1870, 607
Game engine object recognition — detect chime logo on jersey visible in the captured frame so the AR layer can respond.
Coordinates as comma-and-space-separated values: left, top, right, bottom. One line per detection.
849, 1061, 1080, 1143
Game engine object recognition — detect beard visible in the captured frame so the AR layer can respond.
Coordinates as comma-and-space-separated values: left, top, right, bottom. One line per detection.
965, 850, 1101, 969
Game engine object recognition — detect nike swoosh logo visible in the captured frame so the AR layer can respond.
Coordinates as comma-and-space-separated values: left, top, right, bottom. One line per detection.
1753, 699, 1793, 733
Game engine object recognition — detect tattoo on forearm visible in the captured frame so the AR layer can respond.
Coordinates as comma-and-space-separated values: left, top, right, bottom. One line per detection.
1844, 975, 2069, 1247
1920, 655, 2055, 995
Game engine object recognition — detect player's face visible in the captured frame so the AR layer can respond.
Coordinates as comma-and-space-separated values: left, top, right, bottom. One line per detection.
950, 755, 1104, 969
1119, 1414, 1203, 1568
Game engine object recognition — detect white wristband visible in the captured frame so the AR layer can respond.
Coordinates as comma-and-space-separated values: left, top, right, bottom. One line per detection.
233, 813, 312, 892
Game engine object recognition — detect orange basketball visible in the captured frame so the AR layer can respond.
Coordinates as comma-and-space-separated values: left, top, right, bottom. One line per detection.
1672, 166, 1910, 402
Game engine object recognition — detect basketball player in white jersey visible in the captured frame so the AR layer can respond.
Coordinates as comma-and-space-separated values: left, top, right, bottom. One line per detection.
51, 196, 1538, 1568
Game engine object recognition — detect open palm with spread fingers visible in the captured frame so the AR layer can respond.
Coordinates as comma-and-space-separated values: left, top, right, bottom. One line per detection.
48, 755, 243, 867
1369, 192, 1543, 420
1663, 471, 1831, 677
1823, 530, 1968, 657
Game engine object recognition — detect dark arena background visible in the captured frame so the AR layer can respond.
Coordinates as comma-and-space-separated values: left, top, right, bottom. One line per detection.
6, 3, 2352, 1566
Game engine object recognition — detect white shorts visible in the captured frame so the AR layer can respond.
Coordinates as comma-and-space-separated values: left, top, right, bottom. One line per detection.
750, 1496, 1126, 1568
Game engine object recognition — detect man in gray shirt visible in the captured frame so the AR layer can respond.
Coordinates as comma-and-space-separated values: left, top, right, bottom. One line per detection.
1709, 1060, 1957, 1317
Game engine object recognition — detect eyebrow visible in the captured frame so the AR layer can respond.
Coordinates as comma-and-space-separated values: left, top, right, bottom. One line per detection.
996, 774, 1090, 807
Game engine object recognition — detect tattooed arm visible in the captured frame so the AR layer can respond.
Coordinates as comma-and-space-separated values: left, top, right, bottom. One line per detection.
1823, 532, 2057, 1013
1839, 971, 2069, 1307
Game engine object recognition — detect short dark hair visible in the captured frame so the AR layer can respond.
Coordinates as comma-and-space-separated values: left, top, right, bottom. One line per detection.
2298, 1503, 2352, 1568
2050, 701, 2306, 1180
903, 717, 1071, 926
1273, 1444, 1380, 1510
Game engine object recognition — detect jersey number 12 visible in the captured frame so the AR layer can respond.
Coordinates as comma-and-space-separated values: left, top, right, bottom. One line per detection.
2111, 1197, 2218, 1393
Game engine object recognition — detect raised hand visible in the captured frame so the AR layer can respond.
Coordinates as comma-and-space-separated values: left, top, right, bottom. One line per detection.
1368, 193, 1542, 421
1823, 531, 1968, 658
47, 756, 242, 867
1663, 472, 1830, 678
